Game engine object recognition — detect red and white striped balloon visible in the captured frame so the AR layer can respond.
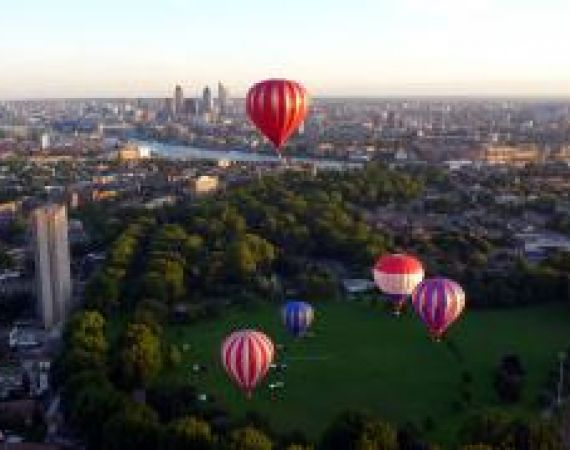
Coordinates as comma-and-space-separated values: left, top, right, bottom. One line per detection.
221, 330, 275, 397
372, 253, 424, 297
246, 79, 309, 151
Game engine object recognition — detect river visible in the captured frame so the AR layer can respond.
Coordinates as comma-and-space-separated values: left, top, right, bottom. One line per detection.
134, 141, 364, 169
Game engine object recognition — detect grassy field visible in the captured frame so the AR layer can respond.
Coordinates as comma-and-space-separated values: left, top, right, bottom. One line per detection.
163, 300, 570, 443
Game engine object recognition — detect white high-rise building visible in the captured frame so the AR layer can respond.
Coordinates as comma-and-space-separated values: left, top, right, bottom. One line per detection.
32, 204, 72, 329
40, 133, 50, 150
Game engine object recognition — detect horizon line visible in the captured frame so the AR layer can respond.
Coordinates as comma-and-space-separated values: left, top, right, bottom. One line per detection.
3, 93, 570, 102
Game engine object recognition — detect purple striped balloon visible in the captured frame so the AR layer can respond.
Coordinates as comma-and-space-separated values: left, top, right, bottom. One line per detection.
411, 278, 465, 340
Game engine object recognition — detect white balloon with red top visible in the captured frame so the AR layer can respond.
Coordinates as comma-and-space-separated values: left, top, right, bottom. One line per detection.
372, 253, 425, 313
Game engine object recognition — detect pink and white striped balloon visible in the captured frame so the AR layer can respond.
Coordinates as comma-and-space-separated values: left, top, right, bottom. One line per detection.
221, 330, 275, 397
411, 277, 466, 340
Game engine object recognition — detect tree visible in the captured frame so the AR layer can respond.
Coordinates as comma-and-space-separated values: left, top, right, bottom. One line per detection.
460, 410, 562, 450
61, 311, 108, 372
0, 244, 14, 270
147, 379, 199, 421
69, 381, 126, 449
229, 426, 273, 450
280, 430, 312, 450
61, 370, 109, 414
166, 344, 182, 368
512, 418, 563, 450
55, 346, 106, 383
461, 410, 513, 448
143, 258, 186, 304
101, 403, 161, 450
119, 323, 162, 387
397, 422, 426, 450
84, 271, 120, 312
141, 271, 169, 303
494, 354, 525, 404
133, 299, 167, 334
166, 416, 214, 450
3, 216, 26, 245
157, 258, 186, 302
320, 411, 398, 450
356, 420, 399, 450
226, 234, 276, 281
296, 266, 339, 302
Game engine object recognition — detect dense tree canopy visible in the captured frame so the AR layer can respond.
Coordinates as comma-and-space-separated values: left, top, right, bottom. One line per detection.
460, 410, 562, 450
230, 426, 274, 450
119, 322, 163, 388
165, 416, 214, 450
320, 411, 398, 450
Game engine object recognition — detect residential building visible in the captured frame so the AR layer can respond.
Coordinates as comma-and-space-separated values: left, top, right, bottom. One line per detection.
480, 144, 543, 166
32, 205, 72, 329
190, 175, 219, 195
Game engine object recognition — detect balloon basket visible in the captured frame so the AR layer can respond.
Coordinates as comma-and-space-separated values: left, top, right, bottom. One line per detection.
430, 333, 443, 343
391, 300, 406, 317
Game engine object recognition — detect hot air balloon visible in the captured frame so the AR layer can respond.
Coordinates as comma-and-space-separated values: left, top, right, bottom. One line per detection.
372, 253, 424, 315
282, 301, 314, 337
411, 277, 466, 341
246, 79, 309, 153
221, 330, 275, 398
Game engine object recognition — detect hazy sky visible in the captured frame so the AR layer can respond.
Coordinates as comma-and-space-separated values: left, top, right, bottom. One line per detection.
1, 0, 569, 98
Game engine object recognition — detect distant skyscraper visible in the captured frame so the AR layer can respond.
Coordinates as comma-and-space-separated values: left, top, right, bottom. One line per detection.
174, 85, 184, 116
184, 98, 199, 116
32, 204, 72, 329
386, 111, 397, 129
164, 98, 174, 118
218, 82, 229, 115
202, 86, 213, 114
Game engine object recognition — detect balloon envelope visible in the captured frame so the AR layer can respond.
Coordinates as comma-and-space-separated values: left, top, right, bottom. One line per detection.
221, 330, 275, 397
411, 277, 465, 339
282, 301, 314, 337
246, 79, 308, 151
372, 253, 424, 305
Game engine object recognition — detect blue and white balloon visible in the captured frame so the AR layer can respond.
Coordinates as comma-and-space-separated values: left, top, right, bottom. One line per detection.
281, 301, 314, 337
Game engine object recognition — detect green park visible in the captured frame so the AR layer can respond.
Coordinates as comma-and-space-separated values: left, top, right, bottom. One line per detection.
163, 300, 570, 442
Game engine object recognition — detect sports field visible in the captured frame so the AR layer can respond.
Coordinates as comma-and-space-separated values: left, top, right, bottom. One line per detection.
163, 300, 570, 442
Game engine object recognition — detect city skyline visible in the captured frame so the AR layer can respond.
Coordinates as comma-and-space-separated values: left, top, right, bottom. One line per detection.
0, 0, 569, 99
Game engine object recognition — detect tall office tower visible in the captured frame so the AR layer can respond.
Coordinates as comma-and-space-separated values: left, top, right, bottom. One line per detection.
174, 85, 184, 116
386, 111, 397, 129
184, 98, 199, 116
202, 86, 213, 113
164, 98, 174, 118
32, 204, 72, 329
217, 82, 229, 115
